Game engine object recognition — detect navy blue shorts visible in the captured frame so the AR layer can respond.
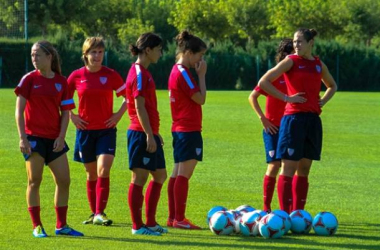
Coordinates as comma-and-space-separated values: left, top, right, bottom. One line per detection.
276, 113, 322, 161
23, 135, 69, 165
127, 130, 166, 171
74, 128, 117, 163
263, 128, 281, 163
172, 131, 203, 163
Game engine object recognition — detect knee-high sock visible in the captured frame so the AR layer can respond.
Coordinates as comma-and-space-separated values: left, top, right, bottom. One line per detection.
55, 206, 68, 229
263, 175, 276, 211
28, 206, 41, 228
167, 177, 176, 220
96, 177, 109, 214
292, 175, 309, 210
128, 183, 144, 230
174, 175, 189, 222
87, 180, 97, 214
277, 175, 293, 214
145, 181, 163, 227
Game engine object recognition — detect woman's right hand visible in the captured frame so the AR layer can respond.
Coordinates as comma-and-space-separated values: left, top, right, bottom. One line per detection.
70, 113, 88, 130
19, 136, 31, 155
261, 117, 278, 135
287, 92, 307, 103
146, 134, 157, 153
195, 59, 207, 77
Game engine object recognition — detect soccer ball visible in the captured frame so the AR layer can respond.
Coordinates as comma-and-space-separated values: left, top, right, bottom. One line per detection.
235, 204, 256, 214
289, 210, 313, 234
209, 211, 235, 235
312, 212, 338, 236
258, 213, 285, 239
272, 209, 292, 234
206, 206, 227, 225
239, 210, 266, 236
225, 210, 243, 234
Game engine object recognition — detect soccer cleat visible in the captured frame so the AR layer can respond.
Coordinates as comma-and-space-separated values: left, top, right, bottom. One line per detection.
147, 224, 168, 233
83, 213, 95, 224
93, 213, 113, 226
32, 225, 48, 238
132, 225, 161, 236
173, 218, 202, 230
55, 225, 84, 236
167, 218, 174, 227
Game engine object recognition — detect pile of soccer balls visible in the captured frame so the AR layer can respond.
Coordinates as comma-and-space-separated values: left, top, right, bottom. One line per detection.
207, 205, 338, 238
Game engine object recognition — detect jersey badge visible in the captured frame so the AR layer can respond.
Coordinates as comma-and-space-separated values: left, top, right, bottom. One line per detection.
269, 150, 275, 158
55, 83, 62, 92
196, 148, 202, 156
287, 148, 294, 156
100, 77, 108, 85
29, 141, 37, 149
315, 65, 321, 73
143, 157, 150, 165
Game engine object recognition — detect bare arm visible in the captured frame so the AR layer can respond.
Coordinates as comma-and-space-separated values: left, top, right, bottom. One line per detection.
53, 110, 69, 152
319, 61, 338, 107
135, 96, 156, 153
248, 90, 278, 134
191, 59, 207, 105
15, 96, 31, 155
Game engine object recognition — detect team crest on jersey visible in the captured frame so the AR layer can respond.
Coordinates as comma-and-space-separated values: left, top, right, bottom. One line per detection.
55, 83, 62, 92
196, 148, 202, 156
287, 148, 295, 156
29, 141, 37, 149
269, 150, 275, 158
316, 65, 321, 73
100, 77, 107, 85
143, 157, 150, 165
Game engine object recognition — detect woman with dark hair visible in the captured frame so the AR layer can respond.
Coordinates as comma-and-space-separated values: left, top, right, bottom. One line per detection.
126, 32, 167, 236
258, 28, 337, 213
67, 37, 126, 226
167, 31, 207, 230
248, 38, 294, 212
15, 40, 83, 237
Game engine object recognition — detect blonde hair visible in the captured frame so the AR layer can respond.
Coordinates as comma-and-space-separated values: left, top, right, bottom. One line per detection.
82, 37, 105, 66
33, 40, 62, 75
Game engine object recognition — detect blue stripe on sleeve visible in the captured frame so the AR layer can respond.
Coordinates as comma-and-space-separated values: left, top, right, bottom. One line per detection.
61, 99, 74, 106
177, 65, 194, 89
135, 64, 142, 91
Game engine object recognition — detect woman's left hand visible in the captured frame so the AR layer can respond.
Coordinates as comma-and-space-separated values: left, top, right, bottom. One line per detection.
53, 137, 65, 152
105, 113, 123, 128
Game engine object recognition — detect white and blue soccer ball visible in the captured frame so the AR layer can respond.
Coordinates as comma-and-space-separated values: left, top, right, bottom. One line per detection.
312, 212, 338, 236
239, 211, 264, 236
226, 210, 243, 234
290, 210, 313, 234
258, 213, 285, 239
235, 204, 256, 214
209, 211, 235, 235
272, 209, 292, 234
206, 206, 228, 225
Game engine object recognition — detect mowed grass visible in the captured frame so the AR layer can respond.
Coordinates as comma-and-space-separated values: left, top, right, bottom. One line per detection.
0, 89, 380, 249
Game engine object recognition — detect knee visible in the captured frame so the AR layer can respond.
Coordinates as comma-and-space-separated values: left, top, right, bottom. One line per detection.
296, 165, 310, 176
98, 166, 111, 178
153, 172, 167, 184
28, 177, 42, 189
132, 174, 148, 186
266, 162, 281, 177
56, 177, 71, 189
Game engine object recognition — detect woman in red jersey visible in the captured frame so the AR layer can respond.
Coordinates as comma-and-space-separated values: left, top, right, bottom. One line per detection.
126, 32, 167, 236
15, 41, 83, 237
249, 38, 294, 212
167, 31, 207, 230
68, 37, 126, 226
258, 28, 337, 213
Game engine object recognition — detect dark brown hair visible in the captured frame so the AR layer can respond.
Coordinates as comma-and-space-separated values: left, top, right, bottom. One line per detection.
129, 32, 163, 56
296, 28, 318, 42
33, 40, 62, 75
275, 38, 294, 63
175, 30, 207, 56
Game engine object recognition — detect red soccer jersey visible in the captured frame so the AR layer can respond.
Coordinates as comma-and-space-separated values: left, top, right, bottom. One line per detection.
14, 70, 75, 139
254, 75, 287, 127
67, 66, 125, 130
168, 64, 202, 132
125, 63, 160, 135
283, 55, 323, 115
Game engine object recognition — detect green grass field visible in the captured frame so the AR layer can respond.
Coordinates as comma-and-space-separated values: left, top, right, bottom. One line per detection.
1, 89, 380, 249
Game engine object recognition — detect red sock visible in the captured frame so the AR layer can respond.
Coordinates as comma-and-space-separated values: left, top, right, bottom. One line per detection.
167, 177, 176, 220
145, 181, 163, 227
128, 183, 144, 230
263, 175, 276, 211
96, 177, 110, 215
87, 180, 97, 214
292, 175, 309, 210
277, 175, 293, 214
174, 175, 189, 222
55, 206, 68, 229
28, 206, 41, 228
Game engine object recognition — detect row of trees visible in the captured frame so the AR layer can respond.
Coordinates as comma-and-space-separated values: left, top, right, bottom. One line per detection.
1, 0, 380, 48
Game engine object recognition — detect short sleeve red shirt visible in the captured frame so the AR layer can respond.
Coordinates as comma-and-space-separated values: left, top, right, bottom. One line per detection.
168, 64, 202, 132
14, 70, 75, 139
67, 66, 125, 130
125, 63, 160, 135
254, 75, 287, 127
284, 55, 323, 115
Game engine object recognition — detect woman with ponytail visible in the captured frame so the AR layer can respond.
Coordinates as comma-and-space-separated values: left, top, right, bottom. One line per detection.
258, 28, 337, 213
15, 41, 83, 237
125, 32, 167, 236
167, 31, 207, 230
